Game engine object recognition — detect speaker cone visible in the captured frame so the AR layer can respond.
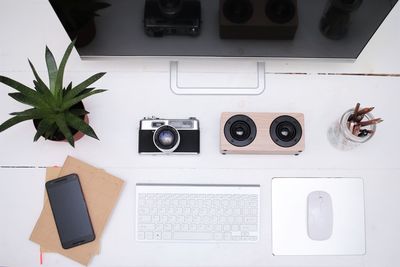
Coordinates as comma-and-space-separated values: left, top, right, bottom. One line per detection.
265, 0, 296, 24
223, 0, 253, 24
224, 114, 257, 147
270, 115, 302, 147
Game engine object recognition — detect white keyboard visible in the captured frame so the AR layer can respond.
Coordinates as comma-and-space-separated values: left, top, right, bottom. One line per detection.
135, 184, 260, 242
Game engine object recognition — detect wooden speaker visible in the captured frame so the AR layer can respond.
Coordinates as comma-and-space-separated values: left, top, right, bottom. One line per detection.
220, 112, 305, 155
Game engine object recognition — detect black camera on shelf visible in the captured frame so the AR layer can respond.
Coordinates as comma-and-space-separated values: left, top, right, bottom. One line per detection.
320, 0, 363, 40
139, 117, 200, 154
144, 0, 201, 37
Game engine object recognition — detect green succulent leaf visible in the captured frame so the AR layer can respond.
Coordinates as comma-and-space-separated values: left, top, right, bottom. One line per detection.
44, 123, 58, 140
45, 46, 58, 93
65, 111, 98, 140
9, 108, 47, 119
32, 81, 56, 108
28, 60, 51, 94
0, 76, 51, 109
33, 118, 55, 142
55, 114, 74, 147
61, 89, 107, 111
65, 72, 106, 100
54, 40, 75, 102
0, 115, 33, 133
64, 82, 73, 95
8, 93, 38, 107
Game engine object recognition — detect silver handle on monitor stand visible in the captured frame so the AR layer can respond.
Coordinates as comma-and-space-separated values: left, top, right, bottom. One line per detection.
170, 61, 266, 95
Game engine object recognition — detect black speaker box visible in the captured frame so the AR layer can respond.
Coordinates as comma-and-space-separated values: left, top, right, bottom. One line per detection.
219, 0, 299, 40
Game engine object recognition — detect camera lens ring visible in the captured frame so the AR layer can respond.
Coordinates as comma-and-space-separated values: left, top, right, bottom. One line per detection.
270, 115, 302, 147
265, 0, 296, 24
224, 115, 257, 147
153, 125, 181, 153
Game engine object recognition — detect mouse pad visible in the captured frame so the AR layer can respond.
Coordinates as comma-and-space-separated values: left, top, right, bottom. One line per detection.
271, 177, 365, 256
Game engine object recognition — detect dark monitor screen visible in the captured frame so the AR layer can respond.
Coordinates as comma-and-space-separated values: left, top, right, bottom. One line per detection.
49, 0, 398, 58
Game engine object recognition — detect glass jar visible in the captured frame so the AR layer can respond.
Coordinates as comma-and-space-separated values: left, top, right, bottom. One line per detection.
328, 109, 376, 150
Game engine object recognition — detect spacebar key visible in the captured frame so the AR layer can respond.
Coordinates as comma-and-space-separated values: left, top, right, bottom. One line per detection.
173, 232, 214, 240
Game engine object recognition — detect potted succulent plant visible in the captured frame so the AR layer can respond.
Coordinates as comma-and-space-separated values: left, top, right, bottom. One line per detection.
0, 40, 106, 147
49, 0, 111, 47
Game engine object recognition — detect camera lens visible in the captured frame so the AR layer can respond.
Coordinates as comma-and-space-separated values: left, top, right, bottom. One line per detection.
223, 0, 253, 24
159, 130, 175, 146
153, 125, 180, 153
224, 115, 257, 147
270, 115, 302, 147
158, 0, 183, 17
266, 0, 296, 24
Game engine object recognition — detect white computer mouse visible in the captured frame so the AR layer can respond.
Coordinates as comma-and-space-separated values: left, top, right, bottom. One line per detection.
307, 191, 333, 241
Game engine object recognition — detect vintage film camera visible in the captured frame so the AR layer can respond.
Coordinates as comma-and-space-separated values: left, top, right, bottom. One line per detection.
144, 0, 201, 37
139, 117, 200, 154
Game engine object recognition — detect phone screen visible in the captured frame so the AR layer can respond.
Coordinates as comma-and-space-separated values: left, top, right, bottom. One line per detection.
46, 173, 95, 249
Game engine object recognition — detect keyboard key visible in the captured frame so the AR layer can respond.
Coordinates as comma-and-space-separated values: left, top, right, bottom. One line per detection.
173, 232, 213, 240
163, 232, 172, 240
164, 224, 172, 231
154, 232, 162, 240
240, 225, 257, 232
244, 217, 257, 224
145, 232, 153, 240
138, 216, 151, 223
138, 224, 155, 231
224, 233, 232, 240
223, 225, 231, 231
137, 231, 145, 240
214, 232, 223, 240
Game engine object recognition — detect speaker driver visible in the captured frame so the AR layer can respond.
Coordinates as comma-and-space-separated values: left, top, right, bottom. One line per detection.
270, 115, 302, 147
224, 114, 257, 147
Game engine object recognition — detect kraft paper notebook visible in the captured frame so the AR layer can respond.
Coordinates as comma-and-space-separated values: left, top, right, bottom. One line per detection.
30, 156, 124, 265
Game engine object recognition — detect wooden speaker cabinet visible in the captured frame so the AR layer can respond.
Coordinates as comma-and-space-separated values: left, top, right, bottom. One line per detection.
220, 112, 305, 155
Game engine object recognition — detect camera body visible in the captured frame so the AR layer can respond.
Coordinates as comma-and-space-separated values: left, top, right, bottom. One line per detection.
144, 0, 201, 37
220, 112, 304, 155
139, 117, 200, 154
219, 0, 298, 39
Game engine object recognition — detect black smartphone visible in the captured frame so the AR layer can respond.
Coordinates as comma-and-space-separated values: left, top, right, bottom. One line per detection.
46, 173, 95, 249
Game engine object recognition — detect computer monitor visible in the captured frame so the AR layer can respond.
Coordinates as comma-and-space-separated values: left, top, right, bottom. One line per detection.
49, 0, 398, 59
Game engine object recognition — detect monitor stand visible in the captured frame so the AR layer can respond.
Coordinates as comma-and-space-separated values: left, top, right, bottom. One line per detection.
170, 61, 265, 95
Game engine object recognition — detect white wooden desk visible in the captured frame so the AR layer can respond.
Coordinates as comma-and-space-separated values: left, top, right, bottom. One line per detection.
1, 1, 400, 266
